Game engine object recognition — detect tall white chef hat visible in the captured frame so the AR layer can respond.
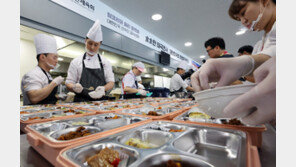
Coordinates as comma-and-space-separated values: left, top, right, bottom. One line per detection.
177, 60, 188, 71
87, 19, 103, 42
34, 34, 57, 55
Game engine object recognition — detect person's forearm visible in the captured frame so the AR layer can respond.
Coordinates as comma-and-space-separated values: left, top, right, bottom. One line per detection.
66, 83, 75, 92
104, 82, 114, 91
186, 86, 194, 92
27, 82, 57, 104
124, 87, 139, 94
250, 54, 271, 75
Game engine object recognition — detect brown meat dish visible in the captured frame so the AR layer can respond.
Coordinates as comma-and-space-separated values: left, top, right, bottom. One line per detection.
166, 160, 182, 167
169, 129, 184, 132
221, 118, 244, 126
147, 111, 160, 116
87, 147, 120, 167
57, 126, 92, 140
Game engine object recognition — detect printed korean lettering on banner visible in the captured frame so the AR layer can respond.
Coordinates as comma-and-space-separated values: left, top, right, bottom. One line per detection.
50, 0, 192, 63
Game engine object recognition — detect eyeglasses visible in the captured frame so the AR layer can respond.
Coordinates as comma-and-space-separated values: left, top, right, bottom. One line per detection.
206, 48, 214, 53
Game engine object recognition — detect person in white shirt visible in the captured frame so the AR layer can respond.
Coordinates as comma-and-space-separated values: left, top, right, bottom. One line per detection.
121, 62, 149, 99
66, 20, 115, 102
21, 34, 64, 105
170, 61, 194, 96
191, 0, 276, 125
136, 76, 145, 89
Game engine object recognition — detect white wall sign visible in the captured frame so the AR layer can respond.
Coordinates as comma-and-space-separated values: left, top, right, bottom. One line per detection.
50, 0, 194, 63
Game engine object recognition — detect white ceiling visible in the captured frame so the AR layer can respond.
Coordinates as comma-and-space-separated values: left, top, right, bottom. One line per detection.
99, 0, 264, 64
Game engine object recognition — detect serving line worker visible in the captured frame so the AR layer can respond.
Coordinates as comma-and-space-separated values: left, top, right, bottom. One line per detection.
121, 62, 149, 99
170, 61, 194, 96
66, 20, 115, 102
191, 0, 276, 125
21, 34, 64, 105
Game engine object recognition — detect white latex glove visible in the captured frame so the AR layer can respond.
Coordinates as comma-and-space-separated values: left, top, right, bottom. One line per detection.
223, 57, 276, 125
88, 90, 105, 99
138, 89, 148, 96
95, 86, 105, 93
52, 76, 64, 86
191, 55, 254, 92
73, 83, 83, 93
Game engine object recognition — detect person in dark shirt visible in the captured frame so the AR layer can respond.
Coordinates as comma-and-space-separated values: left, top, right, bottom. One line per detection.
204, 37, 234, 58
238, 45, 253, 56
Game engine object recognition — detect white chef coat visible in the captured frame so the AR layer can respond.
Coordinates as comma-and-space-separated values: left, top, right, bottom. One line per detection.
66, 54, 115, 84
121, 70, 138, 94
169, 73, 188, 92
252, 22, 276, 57
138, 83, 145, 89
21, 66, 53, 105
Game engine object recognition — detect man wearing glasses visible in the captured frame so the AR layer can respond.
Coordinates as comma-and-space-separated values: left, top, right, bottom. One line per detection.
204, 37, 234, 58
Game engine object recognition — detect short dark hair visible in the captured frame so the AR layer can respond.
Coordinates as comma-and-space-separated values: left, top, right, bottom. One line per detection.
228, 0, 275, 20
176, 68, 183, 72
238, 45, 253, 54
36, 53, 48, 62
204, 37, 225, 50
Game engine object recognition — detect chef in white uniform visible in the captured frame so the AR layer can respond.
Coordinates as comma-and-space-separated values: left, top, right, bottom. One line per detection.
21, 34, 64, 105
136, 76, 145, 89
121, 62, 148, 99
169, 61, 194, 96
66, 19, 115, 102
252, 21, 276, 57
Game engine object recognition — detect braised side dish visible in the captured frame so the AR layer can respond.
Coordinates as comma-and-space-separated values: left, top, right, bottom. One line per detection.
166, 160, 182, 167
57, 126, 91, 140
169, 129, 184, 132
86, 147, 121, 167
147, 111, 160, 116
221, 118, 244, 125
28, 116, 46, 120
105, 115, 121, 119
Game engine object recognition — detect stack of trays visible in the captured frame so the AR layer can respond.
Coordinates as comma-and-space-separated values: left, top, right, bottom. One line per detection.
56, 121, 260, 167
25, 113, 151, 166
20, 107, 96, 133
173, 107, 266, 147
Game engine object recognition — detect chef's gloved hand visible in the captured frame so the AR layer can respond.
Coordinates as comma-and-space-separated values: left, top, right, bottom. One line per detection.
73, 83, 83, 93
191, 55, 254, 92
223, 57, 276, 125
52, 76, 64, 86
95, 86, 105, 93
138, 89, 148, 96
88, 90, 104, 99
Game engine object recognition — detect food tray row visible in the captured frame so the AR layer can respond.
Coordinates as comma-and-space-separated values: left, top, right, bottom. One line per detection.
56, 121, 260, 167
25, 113, 152, 166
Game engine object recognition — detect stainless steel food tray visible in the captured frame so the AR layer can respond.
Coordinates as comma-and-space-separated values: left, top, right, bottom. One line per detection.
20, 108, 93, 121
120, 105, 181, 116
174, 107, 260, 127
60, 121, 247, 167
27, 113, 148, 143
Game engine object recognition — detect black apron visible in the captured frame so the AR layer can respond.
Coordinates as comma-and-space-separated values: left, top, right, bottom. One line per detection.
74, 53, 107, 102
122, 72, 146, 99
36, 67, 58, 105
170, 74, 185, 96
